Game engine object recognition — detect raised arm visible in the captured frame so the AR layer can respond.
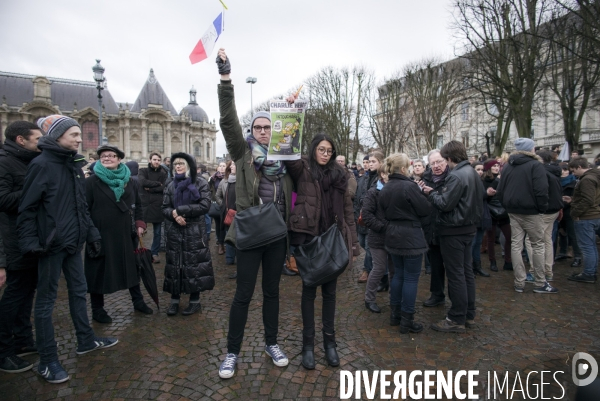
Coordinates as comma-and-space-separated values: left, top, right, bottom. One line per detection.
217, 49, 246, 161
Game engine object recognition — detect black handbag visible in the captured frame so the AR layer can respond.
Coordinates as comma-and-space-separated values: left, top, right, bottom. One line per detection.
487, 198, 508, 220
294, 224, 349, 287
234, 201, 287, 250
208, 201, 221, 219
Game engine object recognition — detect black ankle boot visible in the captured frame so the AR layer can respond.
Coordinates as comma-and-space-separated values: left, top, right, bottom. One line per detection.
390, 304, 401, 326
301, 335, 315, 370
92, 308, 112, 324
376, 275, 389, 292
167, 303, 179, 316
399, 311, 423, 334
489, 260, 498, 272
473, 260, 490, 277
323, 331, 339, 367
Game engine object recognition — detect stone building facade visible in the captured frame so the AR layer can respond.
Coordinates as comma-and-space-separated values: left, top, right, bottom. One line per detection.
0, 69, 218, 168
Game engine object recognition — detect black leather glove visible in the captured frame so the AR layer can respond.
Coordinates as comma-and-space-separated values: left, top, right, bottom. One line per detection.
176, 205, 191, 217
86, 241, 102, 258
216, 53, 231, 75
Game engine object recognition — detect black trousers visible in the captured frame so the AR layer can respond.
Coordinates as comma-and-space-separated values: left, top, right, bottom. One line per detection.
428, 244, 445, 299
301, 277, 337, 338
0, 268, 37, 358
439, 234, 476, 325
90, 284, 145, 311
226, 237, 286, 354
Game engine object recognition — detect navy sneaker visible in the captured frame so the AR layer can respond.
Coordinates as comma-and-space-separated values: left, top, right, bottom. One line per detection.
265, 344, 289, 367
525, 273, 534, 283
218, 353, 238, 379
514, 286, 524, 293
37, 361, 69, 383
533, 282, 558, 294
568, 272, 597, 283
76, 337, 118, 355
0, 355, 33, 373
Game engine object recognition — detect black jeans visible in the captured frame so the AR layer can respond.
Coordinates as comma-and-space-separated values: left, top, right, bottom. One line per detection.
439, 234, 476, 325
90, 284, 145, 310
226, 237, 286, 354
428, 244, 445, 299
215, 216, 225, 244
301, 277, 337, 337
0, 267, 37, 358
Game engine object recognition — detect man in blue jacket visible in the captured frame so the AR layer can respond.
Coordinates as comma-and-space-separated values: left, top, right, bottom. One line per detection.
17, 115, 118, 384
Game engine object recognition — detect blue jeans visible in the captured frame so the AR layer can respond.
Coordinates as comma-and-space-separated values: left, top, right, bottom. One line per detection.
357, 232, 373, 273
36, 250, 95, 364
224, 228, 236, 264
574, 219, 600, 276
150, 222, 162, 257
389, 254, 423, 314
204, 215, 212, 240
471, 228, 484, 264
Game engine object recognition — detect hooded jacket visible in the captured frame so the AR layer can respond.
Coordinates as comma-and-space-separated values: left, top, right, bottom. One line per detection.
0, 139, 40, 270
495, 151, 549, 215
161, 152, 213, 294
571, 168, 600, 220
17, 136, 100, 256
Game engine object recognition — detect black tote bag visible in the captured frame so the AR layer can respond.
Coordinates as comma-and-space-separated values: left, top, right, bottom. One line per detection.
294, 224, 349, 287
234, 202, 287, 250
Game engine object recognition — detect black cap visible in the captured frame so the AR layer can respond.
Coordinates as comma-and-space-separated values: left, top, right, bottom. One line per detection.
97, 145, 125, 159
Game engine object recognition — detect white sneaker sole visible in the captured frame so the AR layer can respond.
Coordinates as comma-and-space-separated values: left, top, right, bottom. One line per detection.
219, 369, 235, 379
0, 364, 33, 374
76, 339, 119, 355
265, 351, 289, 367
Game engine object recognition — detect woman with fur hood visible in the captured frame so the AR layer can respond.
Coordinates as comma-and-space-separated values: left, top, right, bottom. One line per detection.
161, 152, 214, 316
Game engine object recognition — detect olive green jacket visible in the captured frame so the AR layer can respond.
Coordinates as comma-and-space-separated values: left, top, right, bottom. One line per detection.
218, 80, 293, 247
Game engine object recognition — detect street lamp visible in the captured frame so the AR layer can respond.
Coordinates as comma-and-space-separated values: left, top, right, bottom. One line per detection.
245, 77, 257, 112
92, 59, 105, 147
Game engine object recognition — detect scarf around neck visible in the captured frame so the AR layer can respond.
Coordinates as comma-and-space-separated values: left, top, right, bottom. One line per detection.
173, 173, 200, 208
246, 134, 286, 176
432, 165, 449, 183
561, 173, 576, 187
94, 162, 130, 202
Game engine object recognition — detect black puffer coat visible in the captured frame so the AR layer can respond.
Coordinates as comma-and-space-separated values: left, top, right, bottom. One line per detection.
18, 136, 100, 256
139, 163, 168, 223
161, 152, 213, 295
0, 140, 40, 270
353, 171, 378, 235
379, 173, 431, 255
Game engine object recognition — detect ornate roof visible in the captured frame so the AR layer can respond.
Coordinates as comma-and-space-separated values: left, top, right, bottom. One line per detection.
180, 86, 209, 123
130, 69, 178, 116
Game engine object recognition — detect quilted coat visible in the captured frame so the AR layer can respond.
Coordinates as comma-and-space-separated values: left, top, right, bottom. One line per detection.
161, 152, 214, 295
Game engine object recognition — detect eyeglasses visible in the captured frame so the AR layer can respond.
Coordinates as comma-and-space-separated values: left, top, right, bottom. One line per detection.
253, 125, 271, 132
317, 147, 334, 156
430, 160, 446, 167
100, 154, 118, 159
173, 162, 186, 167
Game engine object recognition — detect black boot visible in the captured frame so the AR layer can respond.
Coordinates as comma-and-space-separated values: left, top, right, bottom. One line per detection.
301, 335, 315, 370
167, 303, 179, 316
92, 308, 112, 324
399, 311, 423, 334
376, 275, 389, 292
473, 260, 490, 277
322, 331, 339, 367
489, 260, 498, 272
390, 304, 401, 326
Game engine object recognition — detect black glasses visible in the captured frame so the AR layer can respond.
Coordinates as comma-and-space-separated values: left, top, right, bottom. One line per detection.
100, 154, 118, 159
253, 125, 271, 132
317, 147, 334, 156
173, 162, 186, 167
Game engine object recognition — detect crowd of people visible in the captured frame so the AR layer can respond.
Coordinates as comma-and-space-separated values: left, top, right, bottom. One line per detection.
0, 48, 598, 385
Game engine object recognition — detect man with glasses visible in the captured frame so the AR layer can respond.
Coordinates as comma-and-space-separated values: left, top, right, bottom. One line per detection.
18, 115, 117, 383
139, 152, 168, 263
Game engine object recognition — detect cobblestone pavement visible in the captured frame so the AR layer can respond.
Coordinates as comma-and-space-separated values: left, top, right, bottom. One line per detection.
1, 230, 599, 400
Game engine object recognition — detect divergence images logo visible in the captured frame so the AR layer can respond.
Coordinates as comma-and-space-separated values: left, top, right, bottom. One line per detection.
572, 352, 598, 387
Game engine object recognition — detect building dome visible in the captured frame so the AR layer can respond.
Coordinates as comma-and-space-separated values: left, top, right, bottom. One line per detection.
181, 86, 209, 123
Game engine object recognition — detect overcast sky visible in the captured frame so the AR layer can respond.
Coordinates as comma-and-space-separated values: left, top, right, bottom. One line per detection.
0, 0, 459, 156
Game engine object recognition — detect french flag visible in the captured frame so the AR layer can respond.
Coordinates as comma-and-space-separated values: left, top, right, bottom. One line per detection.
189, 13, 223, 64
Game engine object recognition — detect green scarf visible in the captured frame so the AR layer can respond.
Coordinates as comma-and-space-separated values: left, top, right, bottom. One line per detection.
246, 134, 286, 176
94, 162, 131, 202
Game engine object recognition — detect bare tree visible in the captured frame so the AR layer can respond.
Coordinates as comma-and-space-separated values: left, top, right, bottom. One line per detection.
453, 0, 554, 143
401, 57, 464, 156
543, 5, 600, 151
556, 1, 600, 63
366, 74, 414, 156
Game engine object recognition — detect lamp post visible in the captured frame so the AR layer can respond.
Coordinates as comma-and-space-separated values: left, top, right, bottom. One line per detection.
92, 59, 105, 147
245, 77, 257, 113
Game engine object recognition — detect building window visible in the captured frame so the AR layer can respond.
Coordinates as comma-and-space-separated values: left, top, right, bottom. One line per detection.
462, 131, 469, 148
82, 122, 99, 149
461, 102, 469, 121
206, 141, 211, 160
148, 123, 164, 153
194, 141, 201, 157
437, 134, 444, 149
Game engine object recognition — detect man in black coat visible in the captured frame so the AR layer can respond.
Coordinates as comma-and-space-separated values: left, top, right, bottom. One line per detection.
17, 115, 118, 384
0, 121, 42, 374
139, 152, 168, 263
495, 138, 555, 294
353, 155, 377, 283
422, 141, 483, 333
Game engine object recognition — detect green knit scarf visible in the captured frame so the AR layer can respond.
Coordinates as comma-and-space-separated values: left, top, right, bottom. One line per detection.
93, 162, 130, 202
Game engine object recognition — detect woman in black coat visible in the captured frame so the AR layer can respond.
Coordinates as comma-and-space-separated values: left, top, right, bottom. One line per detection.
85, 145, 153, 324
378, 153, 431, 334
161, 152, 213, 316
